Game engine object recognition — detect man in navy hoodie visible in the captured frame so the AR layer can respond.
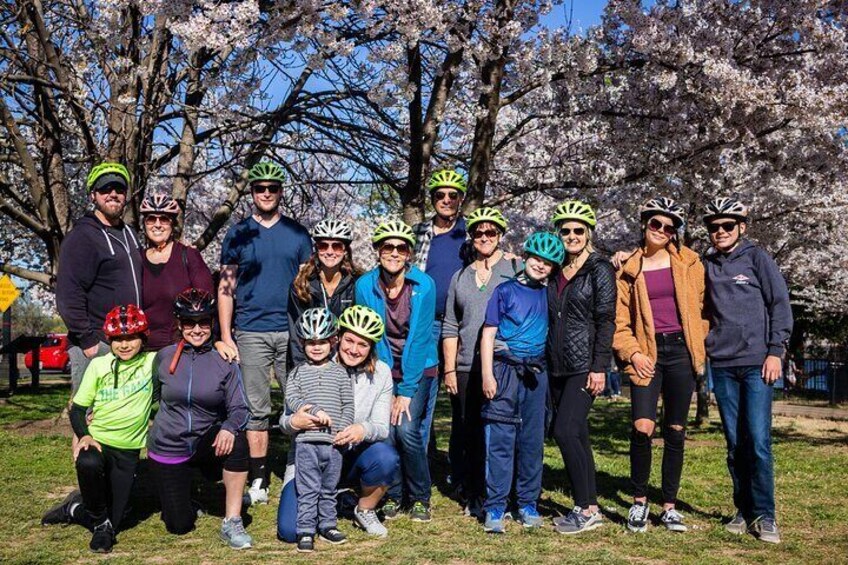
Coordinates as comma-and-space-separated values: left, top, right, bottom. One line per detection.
702, 197, 792, 545
57, 162, 143, 396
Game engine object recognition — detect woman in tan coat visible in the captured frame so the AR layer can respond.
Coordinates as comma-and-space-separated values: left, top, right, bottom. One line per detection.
613, 197, 707, 535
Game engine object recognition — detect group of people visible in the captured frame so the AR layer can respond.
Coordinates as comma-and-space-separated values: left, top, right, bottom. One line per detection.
40, 160, 792, 554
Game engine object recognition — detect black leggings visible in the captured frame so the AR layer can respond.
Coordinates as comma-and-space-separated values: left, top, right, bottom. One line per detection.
629, 333, 695, 503
75, 444, 140, 531
549, 374, 597, 508
448, 368, 485, 500
151, 426, 249, 534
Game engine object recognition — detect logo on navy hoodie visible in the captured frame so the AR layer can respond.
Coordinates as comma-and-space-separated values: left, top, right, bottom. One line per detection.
732, 274, 751, 285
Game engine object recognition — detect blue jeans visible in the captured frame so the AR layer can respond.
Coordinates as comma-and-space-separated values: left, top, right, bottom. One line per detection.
712, 365, 776, 520
420, 321, 443, 450
277, 441, 399, 542
483, 363, 547, 513
387, 375, 434, 505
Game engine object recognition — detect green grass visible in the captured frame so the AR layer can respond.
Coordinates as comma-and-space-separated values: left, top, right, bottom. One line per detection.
2, 384, 847, 564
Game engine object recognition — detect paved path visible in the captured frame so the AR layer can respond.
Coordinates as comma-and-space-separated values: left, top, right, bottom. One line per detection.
772, 402, 848, 421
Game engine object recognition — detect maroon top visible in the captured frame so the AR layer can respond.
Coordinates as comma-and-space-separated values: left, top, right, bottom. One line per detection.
142, 241, 214, 350
644, 267, 683, 334
383, 280, 437, 381
556, 272, 571, 298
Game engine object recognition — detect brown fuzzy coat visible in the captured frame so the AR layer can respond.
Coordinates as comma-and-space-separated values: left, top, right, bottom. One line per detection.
613, 245, 708, 386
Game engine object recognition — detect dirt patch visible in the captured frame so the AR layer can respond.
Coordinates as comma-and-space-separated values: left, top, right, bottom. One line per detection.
3, 417, 72, 437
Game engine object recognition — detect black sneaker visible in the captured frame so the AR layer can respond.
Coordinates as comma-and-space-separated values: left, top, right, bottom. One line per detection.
659, 508, 687, 532
381, 499, 401, 520
627, 502, 649, 533
42, 490, 82, 526
318, 527, 347, 545
296, 534, 315, 553
409, 501, 432, 523
89, 519, 115, 553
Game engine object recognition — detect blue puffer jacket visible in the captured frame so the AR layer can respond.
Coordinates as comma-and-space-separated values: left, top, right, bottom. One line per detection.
355, 266, 438, 397
148, 342, 249, 457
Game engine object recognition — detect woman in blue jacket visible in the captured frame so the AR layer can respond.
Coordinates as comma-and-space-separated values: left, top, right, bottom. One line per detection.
355, 220, 438, 523
148, 288, 252, 549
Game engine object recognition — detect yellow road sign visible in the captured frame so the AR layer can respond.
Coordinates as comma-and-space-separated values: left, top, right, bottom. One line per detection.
0, 275, 21, 313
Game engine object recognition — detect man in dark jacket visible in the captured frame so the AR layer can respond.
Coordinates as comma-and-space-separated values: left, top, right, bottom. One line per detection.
56, 163, 143, 395
702, 197, 792, 545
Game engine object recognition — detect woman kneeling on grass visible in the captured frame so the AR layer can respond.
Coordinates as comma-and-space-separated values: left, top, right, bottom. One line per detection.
278, 305, 399, 543
146, 288, 252, 549
41, 305, 156, 554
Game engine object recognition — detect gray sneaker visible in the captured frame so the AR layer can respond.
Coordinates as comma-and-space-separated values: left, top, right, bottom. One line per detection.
554, 507, 604, 531
220, 517, 253, 550
354, 506, 388, 538
725, 511, 747, 535
750, 516, 781, 544
659, 508, 687, 532
554, 509, 592, 535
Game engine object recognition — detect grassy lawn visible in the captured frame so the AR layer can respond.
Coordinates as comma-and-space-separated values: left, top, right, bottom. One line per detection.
1, 384, 847, 564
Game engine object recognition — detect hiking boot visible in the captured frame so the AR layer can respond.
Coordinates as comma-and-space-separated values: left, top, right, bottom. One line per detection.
318, 527, 347, 544
517, 504, 543, 528
89, 519, 115, 553
220, 517, 252, 550
381, 499, 401, 520
627, 502, 649, 533
296, 533, 315, 553
409, 501, 432, 523
750, 516, 781, 544
555, 508, 593, 535
483, 509, 505, 534
554, 507, 604, 531
725, 511, 747, 535
659, 508, 688, 532
353, 506, 388, 538
42, 490, 82, 526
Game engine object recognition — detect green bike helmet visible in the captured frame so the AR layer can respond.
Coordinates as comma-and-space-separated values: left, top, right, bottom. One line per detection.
551, 200, 597, 228
523, 231, 565, 265
338, 305, 385, 343
371, 220, 416, 247
295, 308, 338, 340
427, 169, 467, 194
247, 162, 286, 184
466, 207, 508, 233
86, 162, 130, 192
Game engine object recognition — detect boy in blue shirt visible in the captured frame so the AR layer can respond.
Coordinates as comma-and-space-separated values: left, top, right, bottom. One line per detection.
480, 232, 565, 533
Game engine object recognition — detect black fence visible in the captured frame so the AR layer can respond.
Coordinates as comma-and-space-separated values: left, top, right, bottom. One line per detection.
776, 359, 848, 404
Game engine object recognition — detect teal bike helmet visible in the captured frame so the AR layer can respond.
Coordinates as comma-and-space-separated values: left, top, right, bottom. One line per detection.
295, 308, 338, 340
523, 231, 565, 265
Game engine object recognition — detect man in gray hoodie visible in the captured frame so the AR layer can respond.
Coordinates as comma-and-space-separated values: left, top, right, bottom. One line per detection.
702, 197, 792, 545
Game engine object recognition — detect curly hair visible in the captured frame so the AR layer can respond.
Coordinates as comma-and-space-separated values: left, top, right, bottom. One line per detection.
292, 247, 363, 304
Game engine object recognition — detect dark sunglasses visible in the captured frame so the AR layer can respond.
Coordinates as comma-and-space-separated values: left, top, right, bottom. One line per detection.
379, 242, 410, 256
144, 214, 173, 225
251, 183, 282, 194
179, 318, 212, 329
648, 217, 676, 236
316, 240, 346, 253
707, 220, 739, 234
472, 229, 500, 240
433, 190, 460, 201
94, 184, 128, 196
559, 227, 586, 237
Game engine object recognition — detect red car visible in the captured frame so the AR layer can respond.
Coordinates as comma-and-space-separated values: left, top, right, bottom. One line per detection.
24, 334, 71, 373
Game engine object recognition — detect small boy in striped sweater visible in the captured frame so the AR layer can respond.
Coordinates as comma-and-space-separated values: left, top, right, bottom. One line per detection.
285, 308, 354, 552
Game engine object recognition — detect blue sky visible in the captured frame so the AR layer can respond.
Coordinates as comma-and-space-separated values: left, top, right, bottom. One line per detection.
542, 1, 608, 32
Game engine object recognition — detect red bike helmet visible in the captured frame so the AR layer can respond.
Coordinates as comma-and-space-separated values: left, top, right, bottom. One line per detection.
103, 304, 150, 338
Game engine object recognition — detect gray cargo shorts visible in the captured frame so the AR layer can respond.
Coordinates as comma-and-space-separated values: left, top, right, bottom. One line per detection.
68, 341, 110, 397
235, 330, 289, 431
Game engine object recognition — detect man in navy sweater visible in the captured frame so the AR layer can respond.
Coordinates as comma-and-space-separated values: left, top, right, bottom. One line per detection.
702, 197, 793, 545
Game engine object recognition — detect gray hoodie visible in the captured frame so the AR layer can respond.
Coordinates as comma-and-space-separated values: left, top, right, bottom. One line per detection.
704, 240, 793, 368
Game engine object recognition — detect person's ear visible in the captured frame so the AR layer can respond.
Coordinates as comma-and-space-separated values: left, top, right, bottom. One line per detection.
739, 223, 747, 235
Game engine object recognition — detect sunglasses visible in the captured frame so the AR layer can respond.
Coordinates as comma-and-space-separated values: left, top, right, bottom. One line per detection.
316, 240, 346, 253
180, 319, 212, 330
144, 214, 173, 226
472, 229, 500, 240
251, 184, 281, 194
379, 243, 411, 256
707, 220, 739, 234
648, 218, 677, 237
94, 184, 128, 196
559, 227, 586, 237
433, 190, 460, 201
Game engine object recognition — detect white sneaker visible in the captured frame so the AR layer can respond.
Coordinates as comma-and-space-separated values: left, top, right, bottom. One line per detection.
247, 479, 269, 506
353, 506, 388, 538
